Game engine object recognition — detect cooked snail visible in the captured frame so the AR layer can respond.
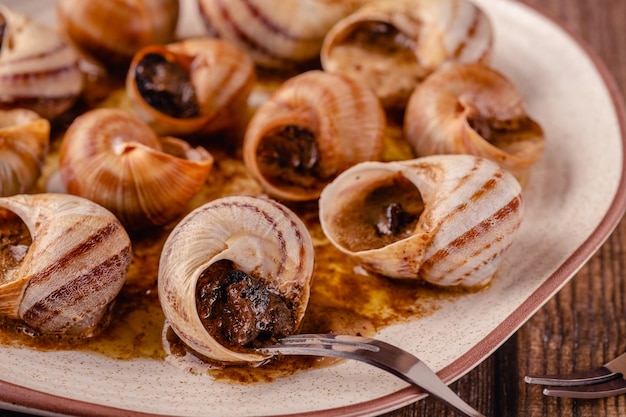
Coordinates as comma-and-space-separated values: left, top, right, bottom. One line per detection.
319, 154, 523, 288
126, 38, 256, 137
0, 193, 131, 337
196, 0, 365, 69
0, 6, 83, 119
158, 195, 315, 365
58, 108, 214, 230
0, 109, 50, 197
56, 0, 180, 68
320, 0, 493, 108
243, 70, 386, 202
404, 63, 545, 180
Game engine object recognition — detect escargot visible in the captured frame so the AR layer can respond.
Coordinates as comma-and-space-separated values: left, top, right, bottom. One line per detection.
0, 193, 131, 337
319, 154, 523, 288
126, 38, 256, 137
58, 108, 214, 230
56, 0, 180, 68
158, 195, 315, 365
404, 62, 545, 181
0, 109, 50, 197
0, 6, 83, 119
196, 0, 366, 70
320, 0, 493, 108
243, 70, 386, 202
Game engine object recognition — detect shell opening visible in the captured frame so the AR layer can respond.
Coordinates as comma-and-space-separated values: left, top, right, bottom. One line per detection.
467, 113, 545, 158
330, 172, 424, 252
134, 53, 200, 119
341, 21, 416, 57
0, 208, 30, 288
255, 125, 327, 194
195, 259, 297, 352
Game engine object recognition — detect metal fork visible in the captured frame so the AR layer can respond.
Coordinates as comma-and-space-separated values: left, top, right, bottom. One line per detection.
525, 350, 626, 398
256, 334, 486, 417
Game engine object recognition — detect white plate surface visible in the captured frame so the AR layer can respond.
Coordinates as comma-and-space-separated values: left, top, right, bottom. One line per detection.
1, 0, 625, 416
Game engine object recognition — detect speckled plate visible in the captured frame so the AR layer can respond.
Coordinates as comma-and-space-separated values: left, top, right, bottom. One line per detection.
1, 0, 626, 416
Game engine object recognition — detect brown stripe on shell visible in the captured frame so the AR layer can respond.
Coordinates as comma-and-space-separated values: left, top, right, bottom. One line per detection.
26, 221, 122, 287
20, 248, 130, 331
0, 42, 67, 65
218, 199, 289, 279
212, 0, 285, 63
420, 195, 522, 274
451, 5, 481, 59
0, 64, 81, 88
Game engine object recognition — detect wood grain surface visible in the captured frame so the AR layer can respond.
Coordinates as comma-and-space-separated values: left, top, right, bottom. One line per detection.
385, 2, 626, 415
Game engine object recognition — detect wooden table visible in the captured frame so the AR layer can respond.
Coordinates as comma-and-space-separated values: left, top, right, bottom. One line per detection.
2, 0, 625, 416
384, 2, 626, 416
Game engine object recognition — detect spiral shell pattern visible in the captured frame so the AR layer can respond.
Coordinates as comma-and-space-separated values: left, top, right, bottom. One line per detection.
0, 109, 50, 197
0, 193, 131, 337
59, 108, 214, 230
56, 0, 180, 67
320, 0, 493, 108
404, 63, 545, 180
196, 0, 365, 69
319, 154, 523, 288
243, 70, 385, 201
158, 195, 315, 364
0, 6, 83, 119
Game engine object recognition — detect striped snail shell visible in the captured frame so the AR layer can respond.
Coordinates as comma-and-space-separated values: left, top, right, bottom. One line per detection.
404, 62, 545, 181
0, 6, 84, 119
196, 0, 366, 69
243, 70, 386, 202
158, 195, 315, 365
321, 0, 493, 108
319, 154, 524, 288
58, 108, 214, 230
0, 109, 50, 197
0, 193, 131, 337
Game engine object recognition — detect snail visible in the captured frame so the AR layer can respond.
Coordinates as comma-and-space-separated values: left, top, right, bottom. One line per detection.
320, 0, 493, 108
58, 108, 214, 230
243, 70, 386, 202
0, 6, 83, 119
318, 154, 524, 288
56, 0, 180, 69
404, 62, 545, 181
196, 0, 366, 70
158, 195, 315, 365
0, 109, 50, 197
126, 37, 256, 137
0, 193, 131, 337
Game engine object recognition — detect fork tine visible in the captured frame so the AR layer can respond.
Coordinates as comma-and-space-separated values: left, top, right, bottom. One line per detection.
542, 378, 626, 399
259, 334, 486, 417
525, 366, 620, 387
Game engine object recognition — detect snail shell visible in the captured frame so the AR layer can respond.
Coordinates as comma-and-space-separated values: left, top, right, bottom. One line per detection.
319, 154, 523, 288
196, 0, 366, 69
0, 193, 131, 337
320, 0, 493, 108
56, 0, 180, 68
0, 109, 50, 197
158, 195, 315, 365
0, 6, 84, 119
58, 108, 214, 230
126, 38, 256, 137
243, 70, 386, 202
404, 62, 545, 181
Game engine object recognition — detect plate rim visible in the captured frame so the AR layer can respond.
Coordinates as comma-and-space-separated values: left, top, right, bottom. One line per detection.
1, 1, 626, 416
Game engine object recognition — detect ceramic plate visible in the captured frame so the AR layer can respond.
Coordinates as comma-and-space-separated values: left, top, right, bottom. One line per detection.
1, 0, 625, 416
